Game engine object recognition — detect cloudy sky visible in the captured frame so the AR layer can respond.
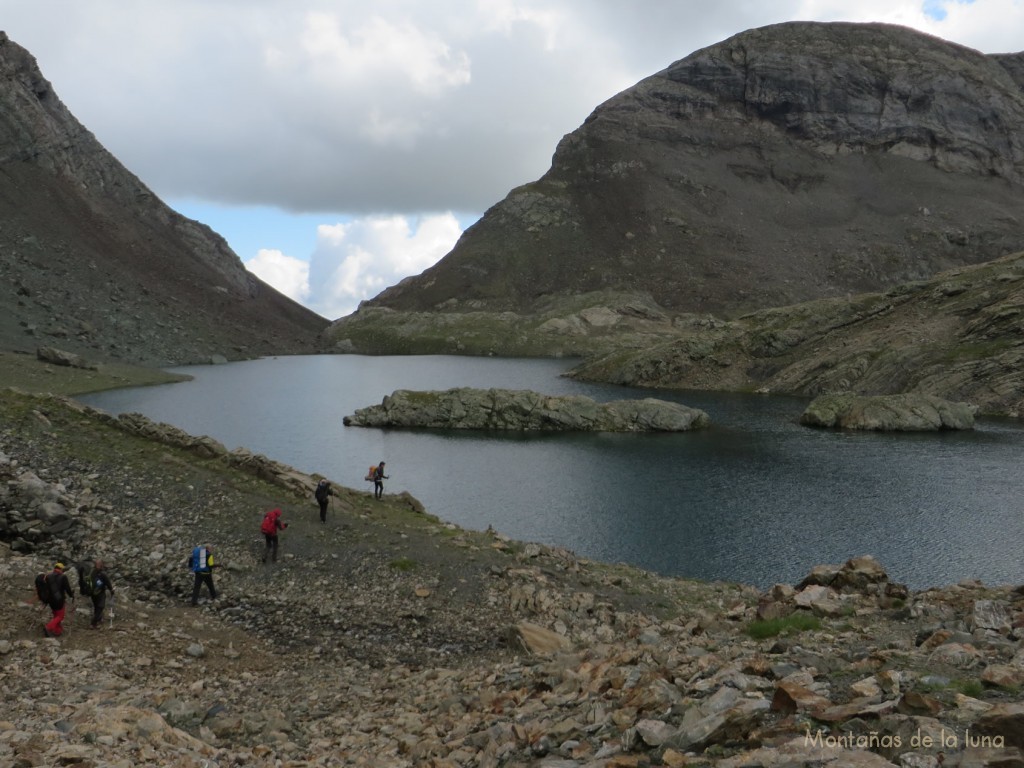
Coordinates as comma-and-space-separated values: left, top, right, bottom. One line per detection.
2, 1, 1021, 320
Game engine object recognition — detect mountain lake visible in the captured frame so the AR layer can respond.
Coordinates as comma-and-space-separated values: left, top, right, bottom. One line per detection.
77, 354, 1024, 590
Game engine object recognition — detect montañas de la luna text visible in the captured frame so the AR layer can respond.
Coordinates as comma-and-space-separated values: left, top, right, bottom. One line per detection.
805, 728, 1005, 751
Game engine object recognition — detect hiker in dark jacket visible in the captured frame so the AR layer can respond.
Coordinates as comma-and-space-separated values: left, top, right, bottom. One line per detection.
260, 508, 288, 563
43, 562, 75, 637
85, 559, 115, 629
315, 479, 333, 524
372, 461, 389, 500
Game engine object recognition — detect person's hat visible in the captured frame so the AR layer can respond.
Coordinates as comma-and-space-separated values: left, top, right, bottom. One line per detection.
54, 562, 65, 571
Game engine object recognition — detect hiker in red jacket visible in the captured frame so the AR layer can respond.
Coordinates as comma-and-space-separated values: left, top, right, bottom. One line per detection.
43, 562, 75, 637
260, 508, 288, 563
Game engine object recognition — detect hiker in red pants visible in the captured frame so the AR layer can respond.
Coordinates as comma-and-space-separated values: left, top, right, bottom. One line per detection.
43, 563, 75, 637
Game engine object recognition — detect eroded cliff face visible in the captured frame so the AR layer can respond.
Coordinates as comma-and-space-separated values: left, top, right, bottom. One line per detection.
0, 32, 327, 364
361, 22, 1024, 318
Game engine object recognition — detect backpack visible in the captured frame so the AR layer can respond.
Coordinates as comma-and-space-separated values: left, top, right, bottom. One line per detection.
190, 545, 209, 573
77, 563, 96, 597
365, 465, 376, 482
260, 510, 279, 535
34, 572, 52, 605
315, 482, 329, 503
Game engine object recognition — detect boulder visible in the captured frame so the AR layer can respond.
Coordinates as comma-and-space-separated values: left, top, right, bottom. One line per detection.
509, 621, 570, 655
973, 702, 1024, 749
797, 555, 891, 594
36, 346, 97, 370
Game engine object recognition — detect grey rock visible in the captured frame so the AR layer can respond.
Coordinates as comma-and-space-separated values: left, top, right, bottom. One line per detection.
800, 393, 975, 431
344, 388, 710, 432
36, 346, 97, 370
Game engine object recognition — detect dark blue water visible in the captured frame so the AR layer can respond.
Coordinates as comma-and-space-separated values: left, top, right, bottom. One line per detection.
78, 355, 1024, 590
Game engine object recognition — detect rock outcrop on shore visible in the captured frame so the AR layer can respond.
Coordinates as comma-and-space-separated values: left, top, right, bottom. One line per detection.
800, 393, 977, 431
343, 387, 711, 432
2, 389, 1024, 766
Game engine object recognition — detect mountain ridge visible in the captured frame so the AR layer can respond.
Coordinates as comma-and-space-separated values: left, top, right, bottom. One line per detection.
0, 31, 327, 365
352, 22, 1024, 319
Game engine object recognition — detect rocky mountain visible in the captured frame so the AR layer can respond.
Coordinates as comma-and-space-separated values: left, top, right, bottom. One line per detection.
0, 32, 327, 365
328, 21, 1024, 348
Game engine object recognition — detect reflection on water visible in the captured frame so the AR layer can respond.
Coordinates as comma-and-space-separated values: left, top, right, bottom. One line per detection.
78, 355, 1024, 589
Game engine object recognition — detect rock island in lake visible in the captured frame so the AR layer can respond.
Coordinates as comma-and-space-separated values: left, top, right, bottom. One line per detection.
343, 387, 710, 432
800, 392, 976, 431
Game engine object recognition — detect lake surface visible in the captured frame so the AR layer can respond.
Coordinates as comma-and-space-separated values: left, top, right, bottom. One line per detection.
78, 355, 1024, 590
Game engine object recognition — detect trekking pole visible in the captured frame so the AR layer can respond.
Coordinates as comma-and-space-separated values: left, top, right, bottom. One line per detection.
109, 594, 115, 629
64, 599, 75, 638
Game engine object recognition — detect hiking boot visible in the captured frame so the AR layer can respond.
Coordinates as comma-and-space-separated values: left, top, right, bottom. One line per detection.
42, 626, 51, 638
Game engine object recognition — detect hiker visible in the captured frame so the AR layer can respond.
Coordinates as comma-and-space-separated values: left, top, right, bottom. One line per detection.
42, 562, 75, 637
315, 479, 333, 524
372, 461, 389, 501
188, 544, 218, 605
260, 508, 288, 562
82, 559, 115, 629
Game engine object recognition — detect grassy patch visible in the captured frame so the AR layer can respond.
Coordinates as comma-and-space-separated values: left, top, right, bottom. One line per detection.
916, 677, 986, 697
939, 339, 1016, 363
953, 679, 985, 698
389, 557, 417, 572
745, 612, 821, 639
0, 350, 190, 395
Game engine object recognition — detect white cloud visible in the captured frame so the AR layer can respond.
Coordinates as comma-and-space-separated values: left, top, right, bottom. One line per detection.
244, 249, 311, 304
4, 0, 1017, 216
306, 213, 463, 318
296, 11, 471, 97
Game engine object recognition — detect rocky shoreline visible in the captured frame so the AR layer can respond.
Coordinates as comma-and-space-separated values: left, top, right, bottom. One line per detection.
2, 388, 1023, 767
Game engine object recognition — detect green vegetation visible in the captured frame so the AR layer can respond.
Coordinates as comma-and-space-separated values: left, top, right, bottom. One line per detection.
939, 339, 1016, 363
953, 679, 985, 698
745, 612, 821, 639
389, 557, 417, 572
0, 350, 190, 396
916, 677, 985, 698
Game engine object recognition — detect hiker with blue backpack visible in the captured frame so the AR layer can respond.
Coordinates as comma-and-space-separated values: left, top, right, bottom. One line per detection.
188, 544, 218, 605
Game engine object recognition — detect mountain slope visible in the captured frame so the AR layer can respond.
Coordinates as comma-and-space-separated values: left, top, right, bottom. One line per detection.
354, 22, 1024, 320
0, 32, 327, 365
569, 249, 1024, 417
